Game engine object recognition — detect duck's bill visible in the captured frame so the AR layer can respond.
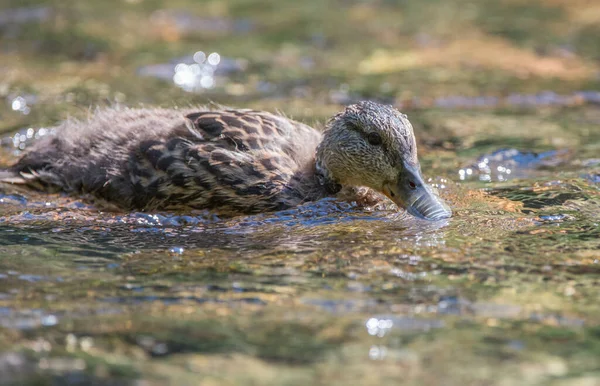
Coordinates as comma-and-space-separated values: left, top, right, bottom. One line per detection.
383, 169, 452, 221
401, 185, 452, 220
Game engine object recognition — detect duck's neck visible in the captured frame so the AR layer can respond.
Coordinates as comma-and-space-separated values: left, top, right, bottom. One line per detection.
313, 121, 344, 195
314, 157, 342, 195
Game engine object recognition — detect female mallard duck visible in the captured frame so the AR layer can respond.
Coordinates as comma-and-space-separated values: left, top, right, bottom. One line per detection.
2, 101, 451, 220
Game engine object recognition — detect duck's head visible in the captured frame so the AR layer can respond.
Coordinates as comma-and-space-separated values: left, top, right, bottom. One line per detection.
316, 101, 451, 220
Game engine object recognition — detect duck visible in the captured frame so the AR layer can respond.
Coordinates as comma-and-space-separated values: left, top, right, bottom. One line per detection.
1, 101, 451, 220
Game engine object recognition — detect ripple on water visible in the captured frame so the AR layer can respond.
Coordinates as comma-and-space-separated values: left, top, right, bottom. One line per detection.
0, 7, 51, 26
486, 180, 589, 213
0, 271, 61, 283
537, 213, 575, 223
0, 194, 28, 206
404, 91, 600, 110
366, 315, 445, 337
101, 295, 267, 306
302, 298, 379, 314
459, 148, 570, 182
583, 172, 600, 185
149, 10, 254, 36
0, 307, 59, 330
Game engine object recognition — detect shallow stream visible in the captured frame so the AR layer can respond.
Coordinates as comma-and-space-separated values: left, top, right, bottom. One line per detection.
1, 0, 599, 384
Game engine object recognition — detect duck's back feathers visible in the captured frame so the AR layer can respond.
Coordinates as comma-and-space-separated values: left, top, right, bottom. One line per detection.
6, 107, 324, 213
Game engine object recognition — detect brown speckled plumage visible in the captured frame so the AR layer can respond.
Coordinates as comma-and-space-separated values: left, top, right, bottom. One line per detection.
3, 101, 452, 219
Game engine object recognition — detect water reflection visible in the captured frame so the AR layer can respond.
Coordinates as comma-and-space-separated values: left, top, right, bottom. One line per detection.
138, 51, 248, 93
0, 218, 448, 268
404, 91, 600, 110
173, 52, 220, 91
10, 95, 31, 115
150, 10, 254, 36
366, 316, 444, 337
38, 357, 86, 372
487, 180, 589, 212
583, 173, 600, 185
459, 148, 569, 182
0, 6, 50, 26
368, 345, 387, 360
1, 126, 52, 153
0, 307, 59, 330
0, 192, 450, 253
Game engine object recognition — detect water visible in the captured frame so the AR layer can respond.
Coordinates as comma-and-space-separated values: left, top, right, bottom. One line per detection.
0, 167, 598, 384
1, 0, 600, 384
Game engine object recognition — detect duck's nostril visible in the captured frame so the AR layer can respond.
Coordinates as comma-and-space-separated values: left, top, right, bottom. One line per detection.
408, 180, 417, 190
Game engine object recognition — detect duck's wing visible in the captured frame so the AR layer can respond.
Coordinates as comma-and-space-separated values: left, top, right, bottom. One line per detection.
183, 109, 290, 150
5, 107, 192, 195
128, 109, 322, 212
2, 108, 322, 213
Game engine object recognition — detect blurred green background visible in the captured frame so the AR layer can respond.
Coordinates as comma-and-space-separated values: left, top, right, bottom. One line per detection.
1, 0, 599, 133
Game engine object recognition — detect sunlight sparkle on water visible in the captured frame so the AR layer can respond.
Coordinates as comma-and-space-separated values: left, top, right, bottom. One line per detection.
172, 51, 221, 92
366, 317, 393, 337
10, 96, 30, 115
369, 345, 388, 360
3, 127, 51, 153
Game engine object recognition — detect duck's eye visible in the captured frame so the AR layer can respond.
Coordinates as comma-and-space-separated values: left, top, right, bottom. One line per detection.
367, 132, 382, 146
